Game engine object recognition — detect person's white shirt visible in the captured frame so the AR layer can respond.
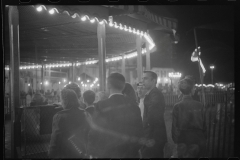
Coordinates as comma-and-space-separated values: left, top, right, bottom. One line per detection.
139, 98, 144, 120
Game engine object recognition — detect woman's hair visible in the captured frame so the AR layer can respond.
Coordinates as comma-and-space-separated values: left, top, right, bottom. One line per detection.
60, 88, 80, 109
122, 82, 138, 102
178, 78, 194, 95
64, 82, 81, 99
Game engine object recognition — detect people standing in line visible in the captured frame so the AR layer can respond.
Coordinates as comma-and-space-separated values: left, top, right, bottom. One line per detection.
122, 82, 138, 104
171, 78, 207, 158
48, 88, 90, 158
83, 90, 96, 116
140, 70, 167, 158
87, 73, 143, 158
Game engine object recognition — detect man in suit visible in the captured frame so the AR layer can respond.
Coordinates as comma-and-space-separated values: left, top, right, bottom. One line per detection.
140, 70, 167, 158
87, 73, 143, 158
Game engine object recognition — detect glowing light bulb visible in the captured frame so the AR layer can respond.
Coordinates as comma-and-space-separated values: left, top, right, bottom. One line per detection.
59, 82, 61, 84
90, 19, 95, 23
49, 9, 55, 14
81, 16, 87, 21
36, 6, 43, 12
78, 77, 81, 81
87, 80, 90, 83
28, 83, 30, 86
109, 23, 114, 27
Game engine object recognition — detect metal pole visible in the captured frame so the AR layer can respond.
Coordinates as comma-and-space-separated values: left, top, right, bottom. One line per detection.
211, 69, 214, 84
146, 31, 151, 70
9, 6, 20, 158
194, 28, 205, 106
97, 22, 106, 91
121, 53, 125, 77
136, 35, 143, 82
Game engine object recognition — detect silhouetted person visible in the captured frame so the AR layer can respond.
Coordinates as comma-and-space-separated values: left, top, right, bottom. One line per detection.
48, 88, 90, 158
87, 73, 143, 158
172, 78, 207, 158
140, 70, 167, 158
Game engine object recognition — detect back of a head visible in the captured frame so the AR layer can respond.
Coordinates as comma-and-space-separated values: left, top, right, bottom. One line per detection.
122, 83, 138, 102
107, 72, 125, 91
178, 78, 194, 95
65, 82, 81, 99
61, 88, 80, 109
83, 90, 95, 105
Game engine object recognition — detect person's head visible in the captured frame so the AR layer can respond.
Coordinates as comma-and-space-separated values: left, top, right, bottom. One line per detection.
60, 88, 80, 110
83, 90, 95, 106
32, 93, 44, 103
64, 82, 81, 99
107, 73, 125, 93
142, 71, 158, 91
178, 78, 194, 96
122, 83, 138, 102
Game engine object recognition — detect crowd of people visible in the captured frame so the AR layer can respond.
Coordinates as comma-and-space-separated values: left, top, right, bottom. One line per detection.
46, 71, 207, 158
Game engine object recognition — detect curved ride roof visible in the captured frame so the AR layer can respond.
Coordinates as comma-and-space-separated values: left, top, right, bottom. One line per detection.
4, 5, 177, 69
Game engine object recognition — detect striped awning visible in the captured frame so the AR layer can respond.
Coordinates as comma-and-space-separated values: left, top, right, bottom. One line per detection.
103, 5, 178, 31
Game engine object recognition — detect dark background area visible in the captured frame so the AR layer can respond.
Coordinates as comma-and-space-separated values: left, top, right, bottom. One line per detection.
145, 5, 234, 84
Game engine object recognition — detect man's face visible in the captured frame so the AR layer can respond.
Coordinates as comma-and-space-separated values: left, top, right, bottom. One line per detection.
142, 72, 156, 90
137, 86, 147, 98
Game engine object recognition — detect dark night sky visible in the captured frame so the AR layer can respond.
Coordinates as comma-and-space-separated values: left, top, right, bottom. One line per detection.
146, 5, 234, 84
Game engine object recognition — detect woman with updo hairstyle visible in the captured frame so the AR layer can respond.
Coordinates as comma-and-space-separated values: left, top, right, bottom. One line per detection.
171, 78, 207, 158
48, 88, 90, 158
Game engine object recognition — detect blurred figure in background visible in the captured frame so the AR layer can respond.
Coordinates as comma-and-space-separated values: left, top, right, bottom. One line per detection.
122, 82, 138, 104
30, 91, 48, 106
83, 90, 96, 116
172, 78, 207, 158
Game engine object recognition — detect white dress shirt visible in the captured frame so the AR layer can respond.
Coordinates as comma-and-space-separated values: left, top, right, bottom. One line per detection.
139, 98, 144, 120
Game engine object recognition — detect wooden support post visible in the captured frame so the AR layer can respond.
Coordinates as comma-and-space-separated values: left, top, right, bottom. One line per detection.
97, 22, 106, 91
146, 34, 151, 70
41, 62, 44, 91
136, 35, 143, 82
121, 54, 125, 77
9, 6, 20, 158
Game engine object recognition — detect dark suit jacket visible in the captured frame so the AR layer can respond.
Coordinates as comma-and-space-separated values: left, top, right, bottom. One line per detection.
87, 94, 143, 158
172, 95, 207, 157
48, 107, 90, 158
142, 87, 167, 157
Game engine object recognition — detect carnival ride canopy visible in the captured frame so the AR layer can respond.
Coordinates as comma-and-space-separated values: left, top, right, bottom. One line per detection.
4, 5, 177, 69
